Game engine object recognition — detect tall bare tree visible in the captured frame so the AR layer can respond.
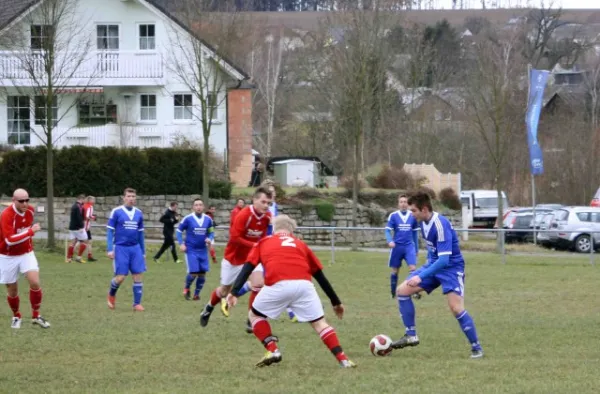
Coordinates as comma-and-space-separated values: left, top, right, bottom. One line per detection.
0, 0, 95, 248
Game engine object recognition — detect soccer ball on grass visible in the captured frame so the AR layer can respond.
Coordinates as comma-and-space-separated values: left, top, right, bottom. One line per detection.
369, 334, 392, 356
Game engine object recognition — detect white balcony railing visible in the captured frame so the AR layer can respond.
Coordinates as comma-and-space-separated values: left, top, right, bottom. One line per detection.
0, 50, 164, 81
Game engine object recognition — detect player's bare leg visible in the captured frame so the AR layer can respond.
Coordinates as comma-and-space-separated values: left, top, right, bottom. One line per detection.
24, 270, 50, 328
407, 265, 422, 300
246, 271, 264, 333
6, 282, 22, 328
311, 318, 355, 368
447, 292, 483, 359
391, 281, 422, 350
200, 284, 231, 327
107, 274, 126, 310
248, 309, 282, 367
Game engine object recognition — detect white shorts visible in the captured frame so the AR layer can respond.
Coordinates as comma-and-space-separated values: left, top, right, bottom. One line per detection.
220, 259, 244, 286
69, 229, 87, 241
0, 252, 39, 284
253, 263, 264, 273
253, 280, 324, 323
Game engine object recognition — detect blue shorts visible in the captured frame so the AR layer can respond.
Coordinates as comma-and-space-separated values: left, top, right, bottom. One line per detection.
185, 250, 210, 274
114, 245, 146, 276
407, 265, 465, 296
388, 245, 417, 269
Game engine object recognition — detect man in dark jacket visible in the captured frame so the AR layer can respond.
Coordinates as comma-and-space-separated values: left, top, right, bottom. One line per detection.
153, 201, 181, 263
67, 194, 87, 263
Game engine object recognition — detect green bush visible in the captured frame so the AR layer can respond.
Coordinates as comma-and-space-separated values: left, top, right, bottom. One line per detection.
314, 200, 336, 222
0, 146, 231, 199
439, 187, 462, 210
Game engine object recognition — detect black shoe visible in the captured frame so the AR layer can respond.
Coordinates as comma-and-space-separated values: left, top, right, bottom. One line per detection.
88, 257, 98, 262
200, 305, 214, 327
390, 334, 420, 350
245, 318, 253, 334
184, 290, 191, 301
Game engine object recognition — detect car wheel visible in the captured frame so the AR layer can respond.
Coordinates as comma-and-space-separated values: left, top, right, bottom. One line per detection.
574, 234, 592, 253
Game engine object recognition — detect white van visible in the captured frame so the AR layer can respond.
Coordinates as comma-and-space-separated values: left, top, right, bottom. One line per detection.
460, 190, 510, 228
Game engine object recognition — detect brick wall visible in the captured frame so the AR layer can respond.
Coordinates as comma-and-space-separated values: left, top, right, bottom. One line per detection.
227, 88, 253, 187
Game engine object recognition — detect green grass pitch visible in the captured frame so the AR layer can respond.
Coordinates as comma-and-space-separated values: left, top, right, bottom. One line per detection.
1, 247, 599, 394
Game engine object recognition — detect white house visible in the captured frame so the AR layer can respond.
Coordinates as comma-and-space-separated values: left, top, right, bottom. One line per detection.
0, 0, 254, 186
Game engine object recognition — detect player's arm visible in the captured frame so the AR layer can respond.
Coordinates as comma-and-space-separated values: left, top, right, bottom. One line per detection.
176, 219, 185, 245
305, 245, 342, 306
230, 244, 261, 297
138, 215, 145, 255
106, 209, 117, 252
385, 214, 395, 245
412, 219, 420, 253
207, 219, 215, 243
418, 223, 452, 279
1, 214, 34, 245
229, 211, 256, 248
159, 210, 169, 224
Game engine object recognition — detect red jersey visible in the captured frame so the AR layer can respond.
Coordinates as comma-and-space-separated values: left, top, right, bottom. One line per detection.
224, 205, 271, 266
0, 204, 35, 256
230, 207, 242, 228
83, 203, 95, 231
247, 233, 323, 286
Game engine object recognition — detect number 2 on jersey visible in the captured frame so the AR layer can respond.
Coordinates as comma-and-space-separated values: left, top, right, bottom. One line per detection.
281, 236, 297, 248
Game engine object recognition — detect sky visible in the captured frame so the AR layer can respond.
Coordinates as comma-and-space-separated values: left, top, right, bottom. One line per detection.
434, 0, 599, 9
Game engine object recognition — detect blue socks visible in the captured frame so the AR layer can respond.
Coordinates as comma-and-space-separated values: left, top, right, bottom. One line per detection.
398, 296, 416, 336
109, 279, 120, 297
390, 273, 398, 297
194, 276, 206, 297
237, 282, 251, 297
133, 282, 143, 306
184, 274, 194, 290
287, 308, 295, 319
456, 310, 481, 350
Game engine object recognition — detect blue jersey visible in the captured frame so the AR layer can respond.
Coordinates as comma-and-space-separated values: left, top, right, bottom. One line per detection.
420, 212, 464, 269
386, 210, 419, 246
107, 206, 145, 247
176, 213, 214, 250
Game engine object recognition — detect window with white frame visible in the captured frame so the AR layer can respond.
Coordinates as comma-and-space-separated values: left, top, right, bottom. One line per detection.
30, 25, 53, 50
174, 94, 193, 121
207, 92, 218, 120
139, 24, 156, 50
140, 94, 157, 121
96, 24, 119, 50
34, 96, 58, 126
7, 96, 31, 145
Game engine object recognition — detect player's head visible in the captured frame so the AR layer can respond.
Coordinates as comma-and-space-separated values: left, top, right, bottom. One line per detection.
208, 205, 216, 214
123, 188, 136, 207
193, 198, 204, 214
252, 187, 272, 214
407, 191, 433, 222
169, 201, 178, 211
236, 198, 245, 208
12, 188, 30, 213
398, 194, 408, 211
77, 194, 86, 203
86, 196, 96, 205
273, 214, 297, 234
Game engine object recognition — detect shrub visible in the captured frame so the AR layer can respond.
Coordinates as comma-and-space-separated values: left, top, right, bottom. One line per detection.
371, 165, 416, 190
365, 208, 385, 226
439, 187, 462, 210
294, 187, 324, 200
340, 175, 367, 192
314, 200, 336, 222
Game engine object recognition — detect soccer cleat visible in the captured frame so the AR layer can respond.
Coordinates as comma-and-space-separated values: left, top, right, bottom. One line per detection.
200, 305, 214, 327
175, 259, 183, 264
11, 317, 21, 329
75, 257, 86, 264
471, 349, 484, 359
183, 289, 191, 301
390, 334, 420, 349
193, 295, 200, 301
107, 295, 116, 310
133, 304, 145, 312
153, 257, 160, 264
88, 257, 98, 262
255, 350, 282, 367
339, 360, 357, 368
32, 316, 50, 328
289, 315, 298, 323
220, 298, 229, 317
245, 319, 253, 334
65, 258, 72, 263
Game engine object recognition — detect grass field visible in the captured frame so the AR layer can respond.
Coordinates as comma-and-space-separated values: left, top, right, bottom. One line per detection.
2, 247, 600, 394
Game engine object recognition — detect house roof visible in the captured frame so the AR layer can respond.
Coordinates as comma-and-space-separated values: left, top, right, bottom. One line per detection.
0, 0, 249, 80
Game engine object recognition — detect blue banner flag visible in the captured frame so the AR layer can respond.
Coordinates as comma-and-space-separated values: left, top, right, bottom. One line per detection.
525, 68, 550, 176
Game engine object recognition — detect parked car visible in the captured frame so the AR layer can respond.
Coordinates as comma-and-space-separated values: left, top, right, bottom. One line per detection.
505, 212, 535, 243
552, 207, 600, 253
501, 207, 554, 230
591, 187, 600, 207
536, 211, 560, 248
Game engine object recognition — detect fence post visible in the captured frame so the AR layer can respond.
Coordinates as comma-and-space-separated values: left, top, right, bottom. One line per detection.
330, 227, 335, 265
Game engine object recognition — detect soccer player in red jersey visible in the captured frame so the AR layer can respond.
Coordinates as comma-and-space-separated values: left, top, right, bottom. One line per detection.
199, 187, 271, 327
227, 214, 355, 368
83, 196, 98, 262
229, 198, 245, 230
0, 188, 50, 329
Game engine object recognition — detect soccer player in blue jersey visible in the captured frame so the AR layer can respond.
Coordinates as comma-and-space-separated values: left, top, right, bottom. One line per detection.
106, 188, 146, 311
391, 191, 483, 359
176, 198, 214, 301
385, 194, 420, 299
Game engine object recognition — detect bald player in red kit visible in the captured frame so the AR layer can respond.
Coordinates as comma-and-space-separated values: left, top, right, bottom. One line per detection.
227, 214, 356, 369
199, 187, 272, 327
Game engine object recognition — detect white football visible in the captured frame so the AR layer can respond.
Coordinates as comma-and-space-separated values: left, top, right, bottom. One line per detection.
369, 334, 393, 356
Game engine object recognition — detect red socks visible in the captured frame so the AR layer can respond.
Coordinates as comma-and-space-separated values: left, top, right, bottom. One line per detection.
209, 289, 221, 307
67, 245, 74, 259
252, 318, 278, 352
30, 288, 42, 318
78, 243, 87, 257
319, 326, 348, 362
248, 290, 259, 310
7, 295, 21, 318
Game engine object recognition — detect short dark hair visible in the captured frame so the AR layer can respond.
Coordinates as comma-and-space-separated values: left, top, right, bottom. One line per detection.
253, 186, 272, 200
398, 194, 408, 200
77, 194, 86, 200
407, 191, 433, 212
193, 198, 203, 204
237, 198, 245, 203
170, 201, 178, 207
209, 205, 216, 209
124, 187, 136, 195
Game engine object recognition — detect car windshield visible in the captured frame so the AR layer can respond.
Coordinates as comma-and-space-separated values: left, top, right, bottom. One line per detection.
476, 197, 509, 209
554, 209, 570, 221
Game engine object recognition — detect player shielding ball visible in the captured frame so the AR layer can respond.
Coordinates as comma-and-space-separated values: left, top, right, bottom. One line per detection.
227, 215, 356, 369
0, 188, 50, 329
391, 191, 483, 358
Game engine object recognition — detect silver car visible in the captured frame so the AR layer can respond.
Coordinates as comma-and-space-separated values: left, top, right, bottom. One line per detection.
536, 211, 559, 247
552, 207, 600, 253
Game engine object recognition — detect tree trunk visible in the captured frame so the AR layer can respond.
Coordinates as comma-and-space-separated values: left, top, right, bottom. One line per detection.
202, 127, 210, 202
46, 139, 55, 249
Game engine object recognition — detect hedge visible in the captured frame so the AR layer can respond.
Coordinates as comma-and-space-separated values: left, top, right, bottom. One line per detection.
0, 146, 232, 199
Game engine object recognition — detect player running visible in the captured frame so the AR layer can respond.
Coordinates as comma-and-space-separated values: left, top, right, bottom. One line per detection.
0, 188, 50, 329
227, 214, 355, 368
390, 191, 483, 359
106, 188, 146, 311
199, 187, 272, 327
176, 198, 214, 301
385, 194, 420, 299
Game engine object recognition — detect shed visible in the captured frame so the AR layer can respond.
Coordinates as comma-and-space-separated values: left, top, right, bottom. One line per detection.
273, 159, 319, 187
